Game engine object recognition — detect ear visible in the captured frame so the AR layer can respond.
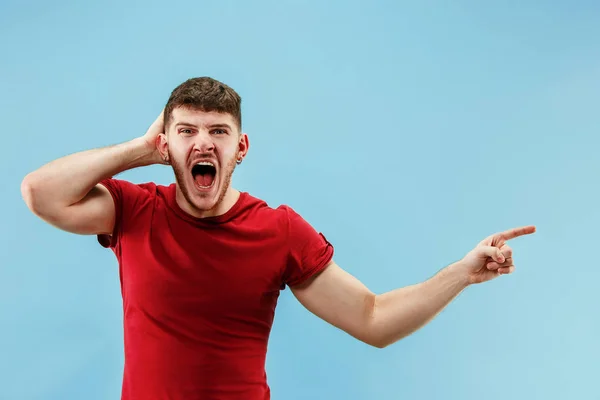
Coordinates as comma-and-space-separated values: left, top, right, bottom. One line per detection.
157, 132, 169, 162
237, 132, 250, 164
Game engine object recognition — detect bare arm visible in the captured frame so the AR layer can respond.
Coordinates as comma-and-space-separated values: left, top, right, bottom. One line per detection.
291, 226, 535, 348
291, 261, 467, 348
21, 113, 164, 235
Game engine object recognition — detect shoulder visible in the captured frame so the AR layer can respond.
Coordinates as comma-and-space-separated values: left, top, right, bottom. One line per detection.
99, 178, 169, 196
98, 178, 174, 211
246, 194, 321, 239
234, 193, 298, 231
241, 193, 299, 219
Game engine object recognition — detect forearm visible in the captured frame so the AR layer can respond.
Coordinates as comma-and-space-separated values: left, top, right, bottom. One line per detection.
368, 262, 469, 348
22, 138, 153, 213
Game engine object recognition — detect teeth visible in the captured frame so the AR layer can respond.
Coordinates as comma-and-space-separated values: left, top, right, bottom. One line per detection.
195, 161, 215, 167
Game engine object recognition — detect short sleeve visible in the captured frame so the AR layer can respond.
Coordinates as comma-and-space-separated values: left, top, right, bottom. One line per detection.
283, 206, 334, 287
96, 178, 153, 249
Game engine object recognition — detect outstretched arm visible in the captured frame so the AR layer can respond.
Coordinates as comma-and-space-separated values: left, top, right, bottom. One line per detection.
291, 260, 468, 348
291, 226, 535, 348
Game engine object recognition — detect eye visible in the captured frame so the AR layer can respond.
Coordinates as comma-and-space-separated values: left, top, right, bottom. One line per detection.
211, 129, 227, 135
179, 128, 194, 135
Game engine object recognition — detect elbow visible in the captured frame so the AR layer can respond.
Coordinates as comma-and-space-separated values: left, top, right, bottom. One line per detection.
362, 294, 391, 349
364, 333, 393, 349
21, 173, 38, 213
360, 332, 390, 349
361, 294, 409, 349
21, 173, 49, 217
364, 333, 400, 349
368, 339, 388, 349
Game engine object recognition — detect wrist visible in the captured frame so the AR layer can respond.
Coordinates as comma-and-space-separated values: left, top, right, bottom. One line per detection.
124, 137, 160, 168
444, 261, 472, 289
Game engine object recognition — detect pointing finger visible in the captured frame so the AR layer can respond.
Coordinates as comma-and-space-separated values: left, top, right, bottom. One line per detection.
500, 225, 536, 241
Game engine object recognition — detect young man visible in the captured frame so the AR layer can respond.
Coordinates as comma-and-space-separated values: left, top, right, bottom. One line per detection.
21, 77, 535, 400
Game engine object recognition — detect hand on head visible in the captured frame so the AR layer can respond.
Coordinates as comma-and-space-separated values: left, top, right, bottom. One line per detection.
141, 109, 170, 165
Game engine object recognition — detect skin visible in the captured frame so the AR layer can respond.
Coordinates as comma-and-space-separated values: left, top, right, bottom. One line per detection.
292, 226, 534, 348
21, 108, 535, 350
157, 107, 249, 218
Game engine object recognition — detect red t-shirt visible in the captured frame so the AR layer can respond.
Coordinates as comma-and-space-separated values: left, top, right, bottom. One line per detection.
97, 179, 334, 400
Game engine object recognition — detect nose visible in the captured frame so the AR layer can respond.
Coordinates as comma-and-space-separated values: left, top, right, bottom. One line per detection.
192, 130, 215, 153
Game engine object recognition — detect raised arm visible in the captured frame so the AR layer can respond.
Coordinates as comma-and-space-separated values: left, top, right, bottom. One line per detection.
21, 112, 165, 235
291, 226, 536, 348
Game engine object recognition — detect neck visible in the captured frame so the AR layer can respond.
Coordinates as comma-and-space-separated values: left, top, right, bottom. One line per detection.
175, 186, 240, 219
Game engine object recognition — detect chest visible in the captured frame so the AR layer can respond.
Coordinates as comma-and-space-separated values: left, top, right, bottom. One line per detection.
117, 213, 289, 318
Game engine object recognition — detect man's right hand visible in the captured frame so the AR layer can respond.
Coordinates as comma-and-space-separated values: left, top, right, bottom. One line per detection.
141, 110, 169, 165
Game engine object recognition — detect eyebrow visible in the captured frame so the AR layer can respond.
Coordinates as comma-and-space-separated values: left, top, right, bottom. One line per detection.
174, 121, 197, 128
207, 123, 233, 130
174, 122, 232, 130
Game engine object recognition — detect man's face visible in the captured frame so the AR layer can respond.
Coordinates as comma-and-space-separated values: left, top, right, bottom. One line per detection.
160, 107, 248, 217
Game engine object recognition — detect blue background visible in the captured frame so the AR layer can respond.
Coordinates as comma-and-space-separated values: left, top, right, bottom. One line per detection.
1, 1, 598, 399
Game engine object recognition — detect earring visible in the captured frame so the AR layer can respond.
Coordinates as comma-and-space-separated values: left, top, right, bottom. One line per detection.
236, 158, 243, 165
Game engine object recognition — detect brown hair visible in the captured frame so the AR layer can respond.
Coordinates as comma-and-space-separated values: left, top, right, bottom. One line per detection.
164, 77, 242, 130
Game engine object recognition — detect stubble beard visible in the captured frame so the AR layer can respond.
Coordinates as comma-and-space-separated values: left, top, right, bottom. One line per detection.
169, 149, 238, 216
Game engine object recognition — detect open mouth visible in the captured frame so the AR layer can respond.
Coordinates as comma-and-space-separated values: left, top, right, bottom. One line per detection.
191, 161, 217, 189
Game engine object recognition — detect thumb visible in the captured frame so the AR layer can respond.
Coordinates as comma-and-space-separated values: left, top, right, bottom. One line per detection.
479, 246, 505, 263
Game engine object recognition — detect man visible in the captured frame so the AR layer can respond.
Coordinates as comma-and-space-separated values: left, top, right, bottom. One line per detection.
21, 77, 535, 399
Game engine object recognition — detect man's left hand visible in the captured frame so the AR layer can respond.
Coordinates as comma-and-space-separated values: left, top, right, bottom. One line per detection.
456, 225, 536, 285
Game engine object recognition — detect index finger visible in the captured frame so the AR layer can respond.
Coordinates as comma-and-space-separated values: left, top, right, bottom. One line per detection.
500, 225, 536, 240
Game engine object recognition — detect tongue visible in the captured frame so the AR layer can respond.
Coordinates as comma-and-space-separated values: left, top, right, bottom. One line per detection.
195, 173, 214, 187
